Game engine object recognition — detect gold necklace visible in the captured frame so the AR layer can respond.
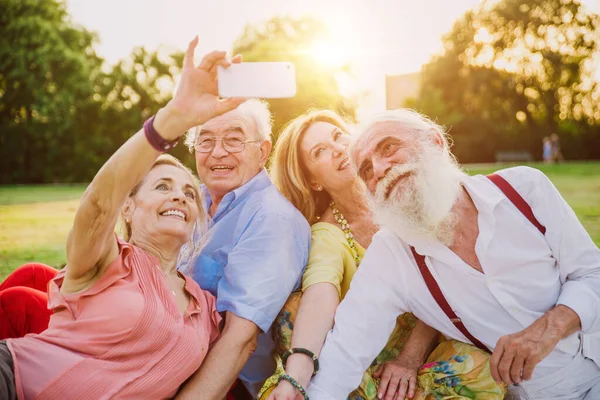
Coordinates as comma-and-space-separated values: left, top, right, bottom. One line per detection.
154, 264, 178, 296
330, 201, 361, 266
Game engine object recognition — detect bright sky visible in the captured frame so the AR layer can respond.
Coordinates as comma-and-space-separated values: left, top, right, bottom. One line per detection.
67, 0, 599, 117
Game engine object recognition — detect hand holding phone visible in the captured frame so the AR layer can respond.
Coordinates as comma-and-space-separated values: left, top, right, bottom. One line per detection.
218, 62, 296, 99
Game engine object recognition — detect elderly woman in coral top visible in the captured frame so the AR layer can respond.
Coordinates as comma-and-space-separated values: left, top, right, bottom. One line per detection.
0, 38, 246, 400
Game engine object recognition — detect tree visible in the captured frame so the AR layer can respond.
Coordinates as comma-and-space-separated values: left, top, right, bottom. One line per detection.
232, 16, 358, 144
66, 47, 186, 182
0, 0, 187, 183
410, 0, 600, 162
0, 0, 100, 183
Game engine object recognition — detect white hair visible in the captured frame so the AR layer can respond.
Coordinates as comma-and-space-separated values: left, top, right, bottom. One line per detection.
350, 108, 452, 164
184, 99, 272, 151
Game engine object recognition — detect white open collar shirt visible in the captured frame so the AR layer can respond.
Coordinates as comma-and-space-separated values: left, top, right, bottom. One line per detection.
307, 166, 600, 399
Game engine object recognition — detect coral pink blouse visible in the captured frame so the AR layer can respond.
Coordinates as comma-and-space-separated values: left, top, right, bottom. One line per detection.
7, 238, 221, 400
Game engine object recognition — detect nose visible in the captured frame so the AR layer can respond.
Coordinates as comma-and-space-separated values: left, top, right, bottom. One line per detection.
210, 139, 228, 158
372, 156, 391, 182
332, 142, 347, 158
171, 187, 186, 203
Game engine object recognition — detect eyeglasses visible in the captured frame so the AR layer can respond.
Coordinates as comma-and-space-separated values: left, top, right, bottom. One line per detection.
194, 134, 262, 154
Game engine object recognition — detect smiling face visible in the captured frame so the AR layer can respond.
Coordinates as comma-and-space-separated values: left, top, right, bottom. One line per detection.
354, 121, 422, 197
299, 121, 355, 194
353, 118, 465, 244
194, 109, 271, 203
125, 164, 201, 247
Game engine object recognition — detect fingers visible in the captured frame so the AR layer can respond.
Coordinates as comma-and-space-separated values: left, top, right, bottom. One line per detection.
522, 356, 539, 381
213, 97, 246, 116
510, 352, 526, 384
184, 36, 199, 69
383, 374, 401, 400
231, 54, 243, 64
489, 341, 505, 383
407, 375, 417, 399
395, 376, 409, 400
377, 367, 391, 400
207, 53, 240, 80
497, 345, 516, 385
373, 365, 383, 379
198, 50, 228, 71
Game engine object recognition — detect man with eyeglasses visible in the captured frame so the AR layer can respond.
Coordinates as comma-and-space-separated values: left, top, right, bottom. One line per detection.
176, 99, 311, 399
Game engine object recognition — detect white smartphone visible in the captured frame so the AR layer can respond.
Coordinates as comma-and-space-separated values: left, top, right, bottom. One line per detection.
217, 62, 296, 99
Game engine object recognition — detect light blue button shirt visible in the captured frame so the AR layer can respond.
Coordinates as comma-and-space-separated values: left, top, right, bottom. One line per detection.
189, 169, 310, 396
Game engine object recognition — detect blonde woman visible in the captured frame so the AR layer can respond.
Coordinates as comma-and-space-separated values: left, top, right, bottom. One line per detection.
0, 38, 244, 399
261, 110, 506, 400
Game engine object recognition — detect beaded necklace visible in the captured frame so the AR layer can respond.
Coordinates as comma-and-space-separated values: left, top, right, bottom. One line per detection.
330, 201, 361, 266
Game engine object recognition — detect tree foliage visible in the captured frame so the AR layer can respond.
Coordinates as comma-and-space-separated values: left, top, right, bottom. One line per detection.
232, 16, 358, 144
0, 0, 99, 183
410, 0, 600, 162
66, 47, 186, 182
0, 0, 185, 183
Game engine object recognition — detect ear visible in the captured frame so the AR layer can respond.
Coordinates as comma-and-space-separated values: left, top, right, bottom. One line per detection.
309, 181, 323, 192
428, 129, 446, 149
122, 198, 135, 222
259, 140, 272, 168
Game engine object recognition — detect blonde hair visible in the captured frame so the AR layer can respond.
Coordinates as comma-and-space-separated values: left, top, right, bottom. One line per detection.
270, 109, 351, 225
121, 154, 207, 266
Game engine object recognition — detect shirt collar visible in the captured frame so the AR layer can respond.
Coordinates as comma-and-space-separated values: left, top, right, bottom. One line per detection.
462, 173, 506, 211
396, 174, 505, 253
201, 169, 271, 221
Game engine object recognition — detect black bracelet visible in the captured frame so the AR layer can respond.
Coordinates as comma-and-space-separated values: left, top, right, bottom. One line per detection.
282, 348, 320, 377
278, 374, 309, 399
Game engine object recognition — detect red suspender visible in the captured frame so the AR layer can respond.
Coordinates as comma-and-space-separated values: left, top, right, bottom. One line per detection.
410, 172, 546, 353
410, 247, 491, 352
486, 173, 546, 235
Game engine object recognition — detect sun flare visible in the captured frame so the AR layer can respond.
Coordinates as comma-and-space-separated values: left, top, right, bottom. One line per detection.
308, 39, 351, 69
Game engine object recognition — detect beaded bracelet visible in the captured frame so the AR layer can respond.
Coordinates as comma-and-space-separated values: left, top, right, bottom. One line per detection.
278, 374, 309, 400
282, 348, 320, 376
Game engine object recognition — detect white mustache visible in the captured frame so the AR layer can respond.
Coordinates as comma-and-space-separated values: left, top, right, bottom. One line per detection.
374, 163, 419, 200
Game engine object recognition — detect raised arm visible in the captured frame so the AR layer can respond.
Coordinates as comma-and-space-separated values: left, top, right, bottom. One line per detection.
64, 38, 244, 288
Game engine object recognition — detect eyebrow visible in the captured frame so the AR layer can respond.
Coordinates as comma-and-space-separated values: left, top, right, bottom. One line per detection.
198, 126, 245, 139
309, 126, 342, 155
153, 177, 196, 191
198, 128, 213, 137
226, 126, 245, 134
357, 136, 400, 175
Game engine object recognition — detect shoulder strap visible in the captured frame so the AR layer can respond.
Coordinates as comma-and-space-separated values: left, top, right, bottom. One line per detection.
486, 173, 546, 234
410, 246, 491, 353
410, 173, 545, 354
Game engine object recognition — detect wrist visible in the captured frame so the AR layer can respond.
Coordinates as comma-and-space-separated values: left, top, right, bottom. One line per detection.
545, 305, 581, 339
285, 355, 314, 387
153, 103, 192, 140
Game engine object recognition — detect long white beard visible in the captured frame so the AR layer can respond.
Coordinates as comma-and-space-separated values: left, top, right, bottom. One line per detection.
369, 143, 465, 246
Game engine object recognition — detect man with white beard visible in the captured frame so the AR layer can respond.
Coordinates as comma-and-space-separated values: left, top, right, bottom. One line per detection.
306, 109, 600, 400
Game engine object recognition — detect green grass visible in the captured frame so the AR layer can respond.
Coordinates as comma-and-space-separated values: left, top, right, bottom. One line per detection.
0, 185, 86, 280
0, 163, 598, 280
0, 184, 86, 205
465, 162, 600, 246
